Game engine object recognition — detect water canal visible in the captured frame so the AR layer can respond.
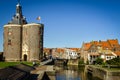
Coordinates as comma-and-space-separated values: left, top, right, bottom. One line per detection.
55, 65, 102, 80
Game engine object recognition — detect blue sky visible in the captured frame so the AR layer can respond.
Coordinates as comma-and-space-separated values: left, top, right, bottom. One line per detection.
0, 0, 120, 51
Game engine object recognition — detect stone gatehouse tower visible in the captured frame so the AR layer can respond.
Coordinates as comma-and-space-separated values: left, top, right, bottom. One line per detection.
3, 2, 44, 61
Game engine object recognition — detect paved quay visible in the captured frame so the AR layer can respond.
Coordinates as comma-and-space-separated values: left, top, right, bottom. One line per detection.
30, 65, 56, 80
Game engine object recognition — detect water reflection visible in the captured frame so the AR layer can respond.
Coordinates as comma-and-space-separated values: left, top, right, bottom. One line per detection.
56, 65, 85, 80
55, 65, 102, 80
87, 72, 103, 80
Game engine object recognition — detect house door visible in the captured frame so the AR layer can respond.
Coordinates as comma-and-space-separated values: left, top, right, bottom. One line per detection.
24, 54, 27, 61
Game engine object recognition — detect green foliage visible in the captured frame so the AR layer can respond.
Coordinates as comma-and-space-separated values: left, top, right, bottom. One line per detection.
95, 57, 103, 65
0, 62, 19, 68
22, 62, 33, 66
78, 59, 84, 65
102, 62, 107, 66
106, 57, 120, 65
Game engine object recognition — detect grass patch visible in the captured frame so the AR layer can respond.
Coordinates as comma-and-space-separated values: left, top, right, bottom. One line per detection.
21, 62, 33, 66
0, 62, 33, 68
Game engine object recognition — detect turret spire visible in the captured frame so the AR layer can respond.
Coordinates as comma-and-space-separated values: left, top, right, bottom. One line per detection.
8, 0, 27, 24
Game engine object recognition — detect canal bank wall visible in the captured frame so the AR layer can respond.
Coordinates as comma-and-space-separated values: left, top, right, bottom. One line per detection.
31, 65, 55, 80
85, 65, 120, 80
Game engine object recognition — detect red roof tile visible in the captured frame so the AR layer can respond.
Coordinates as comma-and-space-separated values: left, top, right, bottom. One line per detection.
84, 43, 91, 50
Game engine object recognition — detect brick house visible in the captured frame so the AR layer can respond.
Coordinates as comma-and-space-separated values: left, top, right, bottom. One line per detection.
80, 39, 120, 64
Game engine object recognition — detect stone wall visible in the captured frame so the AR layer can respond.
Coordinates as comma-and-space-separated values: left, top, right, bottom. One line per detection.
86, 65, 120, 80
4, 23, 44, 62
4, 24, 22, 61
22, 23, 44, 61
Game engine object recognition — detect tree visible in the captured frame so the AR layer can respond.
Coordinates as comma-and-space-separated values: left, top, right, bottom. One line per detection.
95, 57, 103, 65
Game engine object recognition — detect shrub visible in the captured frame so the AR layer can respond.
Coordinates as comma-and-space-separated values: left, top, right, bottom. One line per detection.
78, 59, 84, 65
106, 57, 120, 65
95, 57, 103, 65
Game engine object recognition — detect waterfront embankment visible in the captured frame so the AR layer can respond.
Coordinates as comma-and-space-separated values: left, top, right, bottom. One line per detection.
31, 65, 56, 80
85, 65, 120, 80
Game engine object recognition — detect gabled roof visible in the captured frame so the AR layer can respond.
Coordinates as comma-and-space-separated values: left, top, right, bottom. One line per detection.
83, 39, 120, 51
92, 41, 99, 45
100, 41, 112, 49
68, 48, 80, 52
84, 43, 92, 50
56, 48, 65, 53
107, 39, 119, 47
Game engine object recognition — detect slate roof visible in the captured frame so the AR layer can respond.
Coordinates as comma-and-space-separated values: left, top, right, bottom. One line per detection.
8, 3, 27, 25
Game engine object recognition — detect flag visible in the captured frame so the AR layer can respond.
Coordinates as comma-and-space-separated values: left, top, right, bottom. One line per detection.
36, 16, 41, 20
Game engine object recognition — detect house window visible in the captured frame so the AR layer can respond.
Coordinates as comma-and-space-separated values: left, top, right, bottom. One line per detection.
109, 57, 111, 59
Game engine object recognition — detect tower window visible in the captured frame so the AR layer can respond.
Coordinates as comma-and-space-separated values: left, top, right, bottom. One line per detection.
8, 27, 12, 35
8, 39, 11, 45
8, 27, 12, 32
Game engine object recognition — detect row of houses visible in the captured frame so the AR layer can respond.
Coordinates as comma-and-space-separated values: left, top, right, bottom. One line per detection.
80, 39, 120, 64
43, 39, 120, 64
43, 48, 80, 59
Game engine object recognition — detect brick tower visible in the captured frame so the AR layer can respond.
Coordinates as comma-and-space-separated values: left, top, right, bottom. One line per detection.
3, 1, 44, 61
